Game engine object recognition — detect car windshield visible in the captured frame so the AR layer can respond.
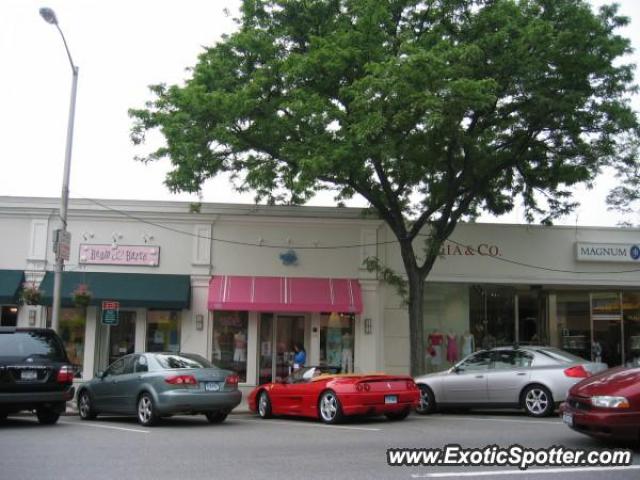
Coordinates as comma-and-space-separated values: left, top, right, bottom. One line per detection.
154, 353, 213, 369
0, 330, 67, 362
534, 347, 587, 364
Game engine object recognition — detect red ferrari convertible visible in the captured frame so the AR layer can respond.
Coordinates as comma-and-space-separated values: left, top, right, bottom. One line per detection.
248, 366, 420, 424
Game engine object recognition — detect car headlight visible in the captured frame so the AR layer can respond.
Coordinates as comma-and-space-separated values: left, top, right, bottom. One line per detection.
590, 396, 630, 409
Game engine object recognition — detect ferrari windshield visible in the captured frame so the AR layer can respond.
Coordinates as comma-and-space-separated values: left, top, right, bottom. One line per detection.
286, 366, 340, 383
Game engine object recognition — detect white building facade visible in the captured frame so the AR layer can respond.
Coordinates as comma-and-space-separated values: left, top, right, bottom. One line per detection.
0, 196, 639, 395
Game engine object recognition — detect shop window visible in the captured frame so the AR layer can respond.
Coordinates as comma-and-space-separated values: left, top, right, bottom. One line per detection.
320, 313, 354, 373
47, 307, 85, 378
623, 292, 640, 366
1, 306, 18, 326
212, 311, 248, 383
146, 311, 180, 353
469, 286, 515, 349
556, 292, 590, 360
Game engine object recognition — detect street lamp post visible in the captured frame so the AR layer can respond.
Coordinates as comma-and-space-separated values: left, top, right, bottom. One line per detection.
40, 7, 78, 333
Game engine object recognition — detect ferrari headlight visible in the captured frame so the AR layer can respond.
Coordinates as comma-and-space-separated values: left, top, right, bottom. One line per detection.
590, 396, 630, 409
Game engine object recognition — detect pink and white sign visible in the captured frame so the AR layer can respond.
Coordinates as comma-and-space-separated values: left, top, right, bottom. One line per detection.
79, 244, 160, 266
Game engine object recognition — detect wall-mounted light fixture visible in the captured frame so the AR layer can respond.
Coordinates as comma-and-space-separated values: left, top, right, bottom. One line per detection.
195, 314, 204, 331
81, 231, 94, 241
28, 310, 37, 326
364, 317, 372, 335
142, 233, 155, 244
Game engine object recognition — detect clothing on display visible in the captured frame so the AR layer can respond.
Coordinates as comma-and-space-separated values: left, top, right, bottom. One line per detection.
446, 333, 458, 363
427, 332, 444, 366
462, 333, 475, 357
341, 332, 354, 373
233, 331, 247, 362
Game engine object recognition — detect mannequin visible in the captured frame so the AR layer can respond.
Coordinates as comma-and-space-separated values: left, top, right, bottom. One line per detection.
233, 330, 247, 363
427, 329, 444, 367
591, 340, 602, 364
213, 330, 222, 361
462, 330, 475, 357
446, 330, 458, 363
341, 331, 354, 373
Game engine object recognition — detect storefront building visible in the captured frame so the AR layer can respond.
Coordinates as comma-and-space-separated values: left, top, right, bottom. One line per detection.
0, 196, 639, 394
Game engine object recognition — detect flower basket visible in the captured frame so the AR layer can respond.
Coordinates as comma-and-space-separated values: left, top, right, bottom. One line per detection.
72, 284, 92, 307
20, 282, 42, 306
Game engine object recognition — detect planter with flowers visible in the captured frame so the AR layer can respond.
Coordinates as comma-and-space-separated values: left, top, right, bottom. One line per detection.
72, 284, 92, 308
20, 282, 42, 305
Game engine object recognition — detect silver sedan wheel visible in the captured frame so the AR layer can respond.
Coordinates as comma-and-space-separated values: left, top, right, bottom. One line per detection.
138, 395, 154, 425
319, 392, 338, 422
525, 388, 549, 415
78, 392, 91, 419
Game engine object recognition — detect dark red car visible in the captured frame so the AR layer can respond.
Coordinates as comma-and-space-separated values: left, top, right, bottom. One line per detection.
248, 366, 420, 424
560, 367, 640, 442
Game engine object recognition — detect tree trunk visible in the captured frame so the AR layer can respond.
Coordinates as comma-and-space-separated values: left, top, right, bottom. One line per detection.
407, 270, 426, 377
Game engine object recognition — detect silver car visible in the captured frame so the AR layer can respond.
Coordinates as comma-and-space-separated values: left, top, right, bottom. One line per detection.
414, 346, 607, 417
76, 352, 242, 426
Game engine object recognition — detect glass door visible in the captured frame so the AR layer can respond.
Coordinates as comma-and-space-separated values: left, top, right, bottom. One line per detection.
107, 311, 136, 365
623, 292, 640, 367
258, 313, 305, 384
591, 293, 623, 367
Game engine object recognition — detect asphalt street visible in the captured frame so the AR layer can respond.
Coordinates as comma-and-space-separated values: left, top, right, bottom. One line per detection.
1, 410, 639, 480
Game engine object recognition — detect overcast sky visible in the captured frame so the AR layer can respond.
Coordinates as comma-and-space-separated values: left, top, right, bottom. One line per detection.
1, 0, 638, 226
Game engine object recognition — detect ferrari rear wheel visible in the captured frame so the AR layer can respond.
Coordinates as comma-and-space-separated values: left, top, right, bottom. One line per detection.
318, 390, 344, 424
258, 391, 272, 419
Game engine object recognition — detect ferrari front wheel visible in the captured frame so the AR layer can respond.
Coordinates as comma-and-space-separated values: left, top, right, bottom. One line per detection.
258, 391, 272, 419
318, 390, 344, 424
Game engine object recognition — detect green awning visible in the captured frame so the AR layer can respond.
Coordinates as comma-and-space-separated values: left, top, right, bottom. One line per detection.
0, 270, 24, 304
40, 272, 191, 309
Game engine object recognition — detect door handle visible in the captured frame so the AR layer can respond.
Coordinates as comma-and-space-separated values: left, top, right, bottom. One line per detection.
516, 372, 527, 376
475, 375, 484, 379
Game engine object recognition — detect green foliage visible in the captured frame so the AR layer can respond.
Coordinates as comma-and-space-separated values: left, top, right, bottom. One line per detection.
130, 0, 639, 374
363, 256, 408, 304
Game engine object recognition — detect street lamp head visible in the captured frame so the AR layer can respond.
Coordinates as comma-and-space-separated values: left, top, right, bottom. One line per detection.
39, 7, 58, 25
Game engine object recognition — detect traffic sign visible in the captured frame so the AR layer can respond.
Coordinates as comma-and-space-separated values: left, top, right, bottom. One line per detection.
53, 229, 71, 261
101, 300, 120, 326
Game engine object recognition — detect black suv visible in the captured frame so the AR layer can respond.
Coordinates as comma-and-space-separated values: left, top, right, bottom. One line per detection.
0, 328, 75, 424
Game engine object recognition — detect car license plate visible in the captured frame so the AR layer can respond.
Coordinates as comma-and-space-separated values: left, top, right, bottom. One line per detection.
20, 370, 38, 381
205, 382, 220, 392
562, 412, 573, 427
385, 395, 398, 404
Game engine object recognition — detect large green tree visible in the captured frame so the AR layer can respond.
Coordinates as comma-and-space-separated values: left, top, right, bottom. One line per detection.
131, 0, 638, 375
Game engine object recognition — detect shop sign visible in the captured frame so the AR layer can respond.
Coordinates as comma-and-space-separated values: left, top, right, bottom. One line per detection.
576, 242, 640, 263
101, 301, 120, 326
79, 244, 160, 266
439, 241, 501, 257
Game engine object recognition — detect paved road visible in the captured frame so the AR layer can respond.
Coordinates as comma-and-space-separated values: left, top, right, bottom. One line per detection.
1, 411, 638, 480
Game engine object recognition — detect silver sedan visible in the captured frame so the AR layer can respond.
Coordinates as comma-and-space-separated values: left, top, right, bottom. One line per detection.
76, 352, 242, 426
414, 347, 607, 417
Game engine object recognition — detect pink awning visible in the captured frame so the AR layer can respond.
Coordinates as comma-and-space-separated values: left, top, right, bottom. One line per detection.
208, 276, 363, 313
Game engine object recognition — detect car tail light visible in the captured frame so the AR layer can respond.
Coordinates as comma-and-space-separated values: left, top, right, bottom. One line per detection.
406, 381, 417, 390
356, 383, 370, 392
164, 375, 198, 386
564, 365, 589, 378
56, 365, 74, 384
225, 374, 239, 387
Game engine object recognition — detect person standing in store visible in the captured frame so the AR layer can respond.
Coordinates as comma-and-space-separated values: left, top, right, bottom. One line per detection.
293, 343, 306, 370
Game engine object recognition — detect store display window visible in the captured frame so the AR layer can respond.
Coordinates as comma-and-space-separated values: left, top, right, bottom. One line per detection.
146, 310, 180, 353
212, 311, 248, 383
320, 313, 354, 373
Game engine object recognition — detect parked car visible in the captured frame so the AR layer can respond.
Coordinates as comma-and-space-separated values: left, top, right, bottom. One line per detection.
76, 352, 242, 426
414, 346, 607, 417
0, 327, 76, 425
560, 366, 640, 442
248, 366, 420, 424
